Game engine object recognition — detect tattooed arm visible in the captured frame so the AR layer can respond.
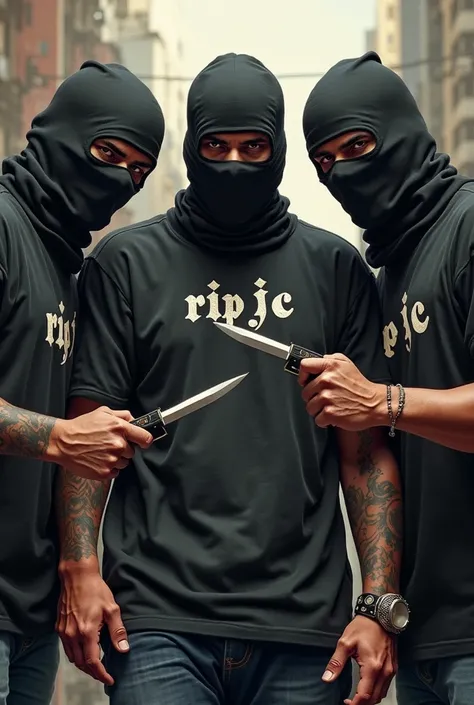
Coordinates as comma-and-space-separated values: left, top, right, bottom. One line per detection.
0, 397, 56, 459
0, 395, 150, 479
316, 428, 401, 701
56, 471, 110, 572
56, 397, 110, 572
56, 397, 129, 686
338, 427, 402, 595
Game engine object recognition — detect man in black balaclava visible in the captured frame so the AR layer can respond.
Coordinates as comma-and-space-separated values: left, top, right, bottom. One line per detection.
301, 51, 474, 705
0, 61, 163, 704
60, 53, 402, 705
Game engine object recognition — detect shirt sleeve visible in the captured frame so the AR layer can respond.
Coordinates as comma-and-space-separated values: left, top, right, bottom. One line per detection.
335, 263, 391, 384
69, 257, 135, 407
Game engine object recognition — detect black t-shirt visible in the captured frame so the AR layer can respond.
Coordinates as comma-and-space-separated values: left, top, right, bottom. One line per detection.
70, 216, 389, 648
0, 187, 77, 636
378, 183, 474, 661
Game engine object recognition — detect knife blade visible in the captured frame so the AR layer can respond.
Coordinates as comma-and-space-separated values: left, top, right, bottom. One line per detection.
131, 373, 248, 441
214, 322, 321, 375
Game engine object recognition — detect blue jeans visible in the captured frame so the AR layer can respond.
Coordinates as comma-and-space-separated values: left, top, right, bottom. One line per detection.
103, 631, 352, 704
397, 656, 474, 705
0, 632, 59, 705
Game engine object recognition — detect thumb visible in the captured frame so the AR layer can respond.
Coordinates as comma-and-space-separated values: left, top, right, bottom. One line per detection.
298, 356, 327, 386
123, 422, 153, 448
106, 610, 130, 654
322, 643, 351, 683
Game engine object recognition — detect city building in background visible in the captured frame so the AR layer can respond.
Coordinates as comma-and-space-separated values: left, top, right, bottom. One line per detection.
96, 0, 186, 241
0, 1, 24, 159
0, 0, 187, 257
371, 0, 474, 174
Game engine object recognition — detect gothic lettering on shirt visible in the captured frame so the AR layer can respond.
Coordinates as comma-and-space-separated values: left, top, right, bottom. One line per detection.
45, 301, 77, 365
383, 291, 430, 358
185, 278, 294, 330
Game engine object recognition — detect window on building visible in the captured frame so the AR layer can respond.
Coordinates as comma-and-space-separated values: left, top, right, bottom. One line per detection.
453, 74, 474, 103
387, 4, 395, 19
454, 32, 474, 57
387, 33, 394, 49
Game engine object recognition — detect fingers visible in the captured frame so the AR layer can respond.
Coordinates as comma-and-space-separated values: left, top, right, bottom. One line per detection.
121, 443, 135, 460
83, 635, 114, 686
58, 627, 88, 674
322, 642, 352, 683
301, 376, 321, 404
306, 393, 324, 419
375, 653, 397, 703
123, 421, 153, 448
347, 665, 382, 705
108, 409, 134, 422
114, 457, 131, 471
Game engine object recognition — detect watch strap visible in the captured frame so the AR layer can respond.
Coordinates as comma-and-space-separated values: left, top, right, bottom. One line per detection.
355, 593, 378, 620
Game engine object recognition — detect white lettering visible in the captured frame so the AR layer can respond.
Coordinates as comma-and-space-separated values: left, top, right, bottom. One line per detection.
206, 280, 221, 322
400, 292, 412, 352
44, 301, 77, 365
383, 292, 431, 358
271, 292, 294, 319
411, 301, 430, 334
222, 294, 244, 325
185, 294, 206, 322
249, 278, 268, 330
383, 321, 398, 359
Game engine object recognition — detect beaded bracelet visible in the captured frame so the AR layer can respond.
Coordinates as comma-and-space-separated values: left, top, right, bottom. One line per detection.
387, 383, 405, 438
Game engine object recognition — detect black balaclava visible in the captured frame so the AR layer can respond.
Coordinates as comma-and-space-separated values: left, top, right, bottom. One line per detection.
168, 53, 297, 255
303, 51, 471, 269
1, 61, 165, 273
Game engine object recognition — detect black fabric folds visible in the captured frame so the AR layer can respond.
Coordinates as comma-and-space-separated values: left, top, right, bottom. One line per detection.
1, 61, 165, 273
303, 51, 471, 268
168, 53, 297, 254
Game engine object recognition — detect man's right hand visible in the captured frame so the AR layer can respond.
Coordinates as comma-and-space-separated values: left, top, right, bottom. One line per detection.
46, 406, 153, 480
57, 568, 128, 686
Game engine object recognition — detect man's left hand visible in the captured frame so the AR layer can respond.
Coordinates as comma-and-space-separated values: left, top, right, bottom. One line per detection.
299, 354, 385, 431
322, 616, 397, 705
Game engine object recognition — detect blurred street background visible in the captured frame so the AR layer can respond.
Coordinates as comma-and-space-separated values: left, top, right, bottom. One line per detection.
0, 1, 469, 702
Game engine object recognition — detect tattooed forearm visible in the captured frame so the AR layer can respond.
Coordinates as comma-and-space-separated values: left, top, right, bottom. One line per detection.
56, 468, 110, 563
0, 398, 56, 458
341, 429, 402, 596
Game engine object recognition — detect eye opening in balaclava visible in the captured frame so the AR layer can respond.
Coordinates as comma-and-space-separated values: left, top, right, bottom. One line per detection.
309, 125, 380, 182
86, 131, 157, 190
197, 128, 274, 165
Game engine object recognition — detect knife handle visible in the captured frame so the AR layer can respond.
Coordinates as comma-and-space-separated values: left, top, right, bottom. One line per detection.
284, 344, 322, 376
131, 408, 167, 441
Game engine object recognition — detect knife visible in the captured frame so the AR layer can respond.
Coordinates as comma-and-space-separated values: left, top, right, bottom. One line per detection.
214, 323, 322, 376
131, 373, 248, 440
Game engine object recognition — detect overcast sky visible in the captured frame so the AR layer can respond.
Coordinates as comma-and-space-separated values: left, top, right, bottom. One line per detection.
177, 0, 376, 246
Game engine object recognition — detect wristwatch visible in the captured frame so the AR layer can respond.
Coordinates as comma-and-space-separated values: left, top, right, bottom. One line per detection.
354, 593, 410, 635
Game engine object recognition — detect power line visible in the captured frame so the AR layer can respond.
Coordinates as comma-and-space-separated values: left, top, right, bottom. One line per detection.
33, 52, 473, 84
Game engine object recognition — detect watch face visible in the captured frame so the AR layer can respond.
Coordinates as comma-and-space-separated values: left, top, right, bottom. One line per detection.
390, 599, 409, 629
